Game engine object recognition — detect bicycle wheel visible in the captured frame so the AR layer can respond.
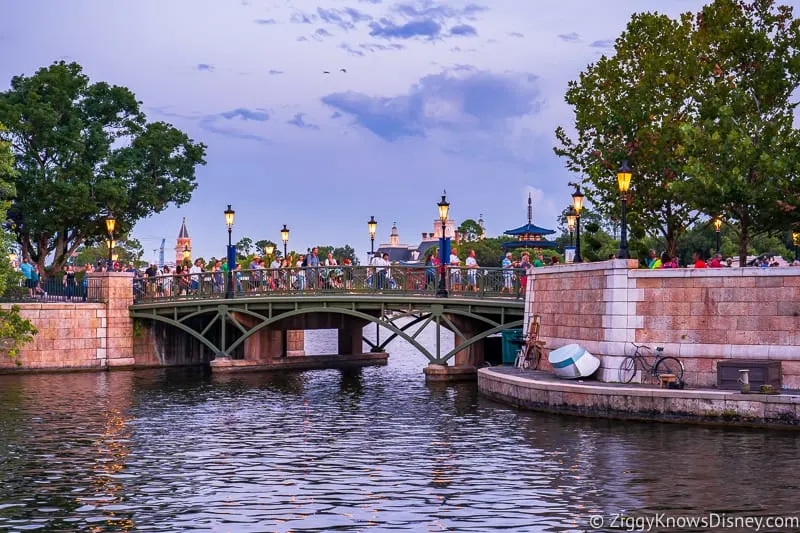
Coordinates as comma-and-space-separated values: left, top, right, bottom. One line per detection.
514, 346, 526, 369
528, 343, 542, 370
618, 356, 637, 383
655, 357, 684, 383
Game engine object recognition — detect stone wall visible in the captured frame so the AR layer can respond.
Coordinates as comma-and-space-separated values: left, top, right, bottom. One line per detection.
1, 272, 135, 372
0, 302, 106, 371
525, 261, 800, 389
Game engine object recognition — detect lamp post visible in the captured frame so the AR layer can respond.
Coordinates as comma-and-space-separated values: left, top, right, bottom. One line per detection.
793, 230, 800, 262
566, 206, 577, 247
105, 213, 116, 269
182, 245, 191, 265
368, 216, 377, 258
616, 160, 632, 260
281, 224, 289, 260
106, 238, 116, 268
713, 217, 723, 253
437, 192, 450, 298
224, 205, 235, 298
571, 185, 585, 263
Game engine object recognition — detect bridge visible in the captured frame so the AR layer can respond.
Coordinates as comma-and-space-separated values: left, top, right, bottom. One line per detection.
129, 266, 525, 378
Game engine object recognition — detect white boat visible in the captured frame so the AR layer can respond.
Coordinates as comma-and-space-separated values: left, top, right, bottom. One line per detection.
548, 344, 600, 379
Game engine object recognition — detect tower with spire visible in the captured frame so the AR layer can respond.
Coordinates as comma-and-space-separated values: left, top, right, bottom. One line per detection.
501, 192, 556, 251
175, 217, 191, 265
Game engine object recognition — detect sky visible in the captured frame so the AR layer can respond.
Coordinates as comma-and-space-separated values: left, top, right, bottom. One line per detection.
3, 0, 792, 263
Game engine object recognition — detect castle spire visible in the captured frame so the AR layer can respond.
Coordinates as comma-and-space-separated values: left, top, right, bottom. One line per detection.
178, 217, 189, 239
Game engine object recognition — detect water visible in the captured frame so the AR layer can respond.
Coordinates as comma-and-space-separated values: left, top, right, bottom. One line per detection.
1, 330, 799, 532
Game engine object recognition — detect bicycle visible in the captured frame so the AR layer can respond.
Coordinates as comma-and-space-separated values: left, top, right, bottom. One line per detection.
514, 317, 545, 371
618, 342, 684, 385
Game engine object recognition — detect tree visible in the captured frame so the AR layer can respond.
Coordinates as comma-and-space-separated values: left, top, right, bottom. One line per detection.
457, 219, 484, 241
73, 238, 145, 268
235, 237, 253, 257
0, 61, 207, 276
675, 0, 800, 265
332, 245, 359, 265
555, 9, 704, 256
0, 124, 38, 362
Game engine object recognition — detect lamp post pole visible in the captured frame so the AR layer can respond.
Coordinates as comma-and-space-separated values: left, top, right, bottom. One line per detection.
437, 192, 450, 298
571, 187, 584, 263
567, 206, 577, 248
281, 224, 289, 262
616, 161, 632, 260
224, 205, 235, 299
793, 231, 800, 262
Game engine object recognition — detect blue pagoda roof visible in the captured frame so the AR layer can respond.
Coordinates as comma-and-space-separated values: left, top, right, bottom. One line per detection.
502, 239, 557, 249
503, 223, 556, 237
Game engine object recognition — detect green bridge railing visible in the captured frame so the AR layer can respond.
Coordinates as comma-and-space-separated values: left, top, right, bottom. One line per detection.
132, 266, 526, 304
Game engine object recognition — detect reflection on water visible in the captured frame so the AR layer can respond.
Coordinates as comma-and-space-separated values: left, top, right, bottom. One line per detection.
1, 330, 798, 532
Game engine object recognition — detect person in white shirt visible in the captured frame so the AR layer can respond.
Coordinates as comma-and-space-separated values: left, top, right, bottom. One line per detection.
189, 259, 204, 293
465, 250, 478, 292
449, 247, 462, 291
370, 253, 386, 289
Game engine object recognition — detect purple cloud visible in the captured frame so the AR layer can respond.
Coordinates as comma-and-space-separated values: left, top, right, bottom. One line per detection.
558, 32, 581, 42
287, 113, 320, 130
450, 24, 477, 37
589, 39, 613, 48
196, 63, 214, 72
369, 19, 441, 39
254, 18, 276, 25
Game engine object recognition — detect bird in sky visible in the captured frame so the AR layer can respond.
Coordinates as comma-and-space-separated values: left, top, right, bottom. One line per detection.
322, 70, 330, 74
340, 68, 347, 73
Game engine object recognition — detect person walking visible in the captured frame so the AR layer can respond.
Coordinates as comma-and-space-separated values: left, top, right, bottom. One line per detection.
19, 257, 34, 297
501, 252, 514, 294
63, 265, 77, 301
465, 250, 479, 292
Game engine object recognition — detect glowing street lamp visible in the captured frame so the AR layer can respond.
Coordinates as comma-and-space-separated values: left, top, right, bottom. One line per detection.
105, 212, 116, 268
281, 224, 290, 259
713, 217, 723, 253
368, 216, 377, 257
793, 230, 800, 262
224, 205, 235, 298
571, 185, 585, 263
566, 206, 577, 246
437, 191, 450, 297
616, 160, 632, 260
182, 245, 191, 262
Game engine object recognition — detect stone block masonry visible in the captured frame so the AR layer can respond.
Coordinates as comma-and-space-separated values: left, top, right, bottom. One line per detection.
525, 261, 800, 389
1, 272, 135, 372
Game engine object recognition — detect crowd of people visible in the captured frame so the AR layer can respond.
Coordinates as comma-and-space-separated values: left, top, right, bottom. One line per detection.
643, 250, 800, 269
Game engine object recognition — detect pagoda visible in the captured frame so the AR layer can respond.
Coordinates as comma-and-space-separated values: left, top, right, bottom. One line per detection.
502, 193, 556, 250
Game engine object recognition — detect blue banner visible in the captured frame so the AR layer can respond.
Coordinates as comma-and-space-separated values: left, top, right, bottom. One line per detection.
227, 245, 237, 271
439, 237, 451, 265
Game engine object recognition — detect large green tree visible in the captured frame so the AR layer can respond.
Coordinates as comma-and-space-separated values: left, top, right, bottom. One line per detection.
0, 61, 207, 276
0, 124, 38, 361
676, 0, 800, 264
555, 10, 702, 256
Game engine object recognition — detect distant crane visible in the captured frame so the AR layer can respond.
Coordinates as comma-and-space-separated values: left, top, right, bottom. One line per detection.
158, 238, 165, 267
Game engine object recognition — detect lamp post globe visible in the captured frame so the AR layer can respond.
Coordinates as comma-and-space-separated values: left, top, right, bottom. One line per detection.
571, 185, 585, 263
281, 225, 289, 260
713, 217, 723, 253
182, 245, 191, 264
793, 230, 800, 262
368, 216, 377, 257
437, 191, 450, 297
616, 160, 632, 260
105, 212, 116, 268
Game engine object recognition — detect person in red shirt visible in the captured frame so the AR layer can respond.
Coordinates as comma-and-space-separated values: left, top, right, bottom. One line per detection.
708, 253, 723, 268
692, 251, 708, 268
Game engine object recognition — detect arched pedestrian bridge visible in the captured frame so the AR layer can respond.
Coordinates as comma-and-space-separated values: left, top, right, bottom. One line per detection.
129, 266, 525, 370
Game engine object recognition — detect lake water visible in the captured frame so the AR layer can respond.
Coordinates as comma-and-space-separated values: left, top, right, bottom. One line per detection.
1, 329, 798, 532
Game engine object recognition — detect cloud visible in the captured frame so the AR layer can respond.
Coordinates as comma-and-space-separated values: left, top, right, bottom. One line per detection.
313, 28, 334, 40
558, 32, 581, 42
369, 19, 441, 39
331, 111, 343, 119
196, 63, 214, 72
589, 39, 614, 48
287, 113, 320, 130
290, 11, 316, 24
220, 108, 269, 121
321, 70, 540, 141
268, 69, 284, 75
254, 18, 276, 25
297, 36, 309, 42
316, 7, 371, 30
393, 3, 487, 22
359, 0, 382, 3
508, 32, 524, 38
449, 24, 477, 37
339, 43, 365, 56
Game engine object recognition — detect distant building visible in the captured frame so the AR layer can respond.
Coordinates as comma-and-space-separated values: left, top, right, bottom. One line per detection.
175, 217, 191, 264
375, 217, 465, 263
502, 193, 556, 250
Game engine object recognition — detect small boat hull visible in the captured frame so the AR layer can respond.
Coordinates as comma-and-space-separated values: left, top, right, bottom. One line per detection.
548, 344, 600, 379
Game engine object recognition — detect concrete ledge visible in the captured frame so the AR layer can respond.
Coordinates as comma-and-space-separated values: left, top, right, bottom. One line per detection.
478, 367, 800, 429
210, 352, 388, 373
423, 364, 477, 383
